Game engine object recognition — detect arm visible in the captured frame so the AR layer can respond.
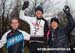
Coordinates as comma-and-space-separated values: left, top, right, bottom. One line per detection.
23, 32, 30, 41
22, 31, 30, 48
20, 30, 30, 41
44, 20, 49, 40
65, 14, 75, 34
0, 30, 11, 48
19, 10, 34, 24
63, 6, 75, 34
42, 18, 49, 44
19, 1, 34, 24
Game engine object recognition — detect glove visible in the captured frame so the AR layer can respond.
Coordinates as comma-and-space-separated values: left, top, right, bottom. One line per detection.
63, 5, 70, 15
22, 1, 29, 10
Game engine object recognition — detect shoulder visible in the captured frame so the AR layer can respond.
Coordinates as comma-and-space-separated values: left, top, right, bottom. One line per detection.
18, 29, 30, 40
57, 28, 65, 33
42, 18, 48, 23
18, 29, 29, 35
18, 29, 25, 33
42, 18, 47, 21
2, 30, 11, 38
3, 30, 11, 35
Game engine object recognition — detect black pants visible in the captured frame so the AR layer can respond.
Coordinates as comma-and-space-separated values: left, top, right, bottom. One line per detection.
0, 48, 2, 53
7, 44, 23, 53
29, 42, 46, 53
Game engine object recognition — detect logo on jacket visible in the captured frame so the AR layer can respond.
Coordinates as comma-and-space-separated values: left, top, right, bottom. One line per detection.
7, 34, 24, 48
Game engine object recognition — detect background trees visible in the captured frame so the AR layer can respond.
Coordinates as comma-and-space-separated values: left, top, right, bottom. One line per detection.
0, 0, 75, 53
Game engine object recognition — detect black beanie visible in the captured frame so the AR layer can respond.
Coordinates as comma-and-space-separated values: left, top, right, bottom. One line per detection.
35, 6, 43, 13
50, 17, 59, 24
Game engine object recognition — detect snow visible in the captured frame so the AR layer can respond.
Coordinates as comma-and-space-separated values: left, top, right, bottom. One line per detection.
0, 0, 75, 19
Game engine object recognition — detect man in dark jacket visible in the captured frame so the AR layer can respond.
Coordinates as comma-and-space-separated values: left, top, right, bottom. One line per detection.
48, 6, 75, 53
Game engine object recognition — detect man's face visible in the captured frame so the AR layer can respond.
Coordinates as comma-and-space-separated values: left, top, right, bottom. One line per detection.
51, 21, 58, 30
10, 19, 19, 30
35, 10, 43, 18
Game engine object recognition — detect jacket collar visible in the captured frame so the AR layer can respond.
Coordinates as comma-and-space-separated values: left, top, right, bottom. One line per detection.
36, 17, 43, 20
11, 28, 19, 33
51, 27, 59, 32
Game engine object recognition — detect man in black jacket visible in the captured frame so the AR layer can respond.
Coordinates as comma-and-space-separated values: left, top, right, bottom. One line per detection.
48, 6, 75, 53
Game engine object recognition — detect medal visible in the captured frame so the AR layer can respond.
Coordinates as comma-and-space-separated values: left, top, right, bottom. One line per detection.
34, 20, 41, 35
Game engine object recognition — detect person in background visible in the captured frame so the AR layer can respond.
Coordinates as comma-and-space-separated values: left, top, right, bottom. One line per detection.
20, 1, 48, 53
48, 6, 75, 53
0, 17, 30, 53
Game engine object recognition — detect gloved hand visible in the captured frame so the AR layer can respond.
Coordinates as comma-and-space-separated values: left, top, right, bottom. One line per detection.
22, 1, 29, 10
63, 5, 70, 15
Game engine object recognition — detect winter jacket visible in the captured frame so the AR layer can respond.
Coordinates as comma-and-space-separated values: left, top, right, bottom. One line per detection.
19, 10, 48, 42
0, 29, 30, 53
48, 14, 75, 48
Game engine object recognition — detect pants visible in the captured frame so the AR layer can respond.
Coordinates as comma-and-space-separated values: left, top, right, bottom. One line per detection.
29, 42, 46, 53
7, 44, 24, 53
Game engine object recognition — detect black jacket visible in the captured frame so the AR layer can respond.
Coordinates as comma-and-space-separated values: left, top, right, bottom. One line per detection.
48, 14, 75, 48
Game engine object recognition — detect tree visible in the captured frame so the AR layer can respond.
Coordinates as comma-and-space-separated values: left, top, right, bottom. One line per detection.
0, 0, 16, 35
